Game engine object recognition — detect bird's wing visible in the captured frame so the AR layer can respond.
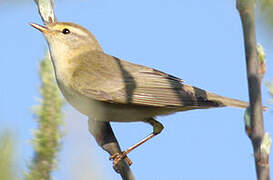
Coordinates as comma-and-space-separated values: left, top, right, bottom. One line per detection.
70, 51, 218, 108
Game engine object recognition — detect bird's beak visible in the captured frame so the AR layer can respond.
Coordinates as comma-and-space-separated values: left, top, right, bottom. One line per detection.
29, 23, 48, 32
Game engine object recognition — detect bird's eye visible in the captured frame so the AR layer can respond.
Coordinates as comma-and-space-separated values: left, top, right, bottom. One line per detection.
62, 28, 70, 34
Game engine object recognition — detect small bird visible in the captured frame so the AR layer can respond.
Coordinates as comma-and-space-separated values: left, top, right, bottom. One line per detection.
30, 22, 248, 170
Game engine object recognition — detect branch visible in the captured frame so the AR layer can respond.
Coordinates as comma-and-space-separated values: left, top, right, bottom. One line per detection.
34, 0, 57, 24
237, 0, 271, 179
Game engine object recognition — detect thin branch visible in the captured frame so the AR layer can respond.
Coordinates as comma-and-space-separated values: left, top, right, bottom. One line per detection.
237, 0, 271, 179
34, 0, 57, 24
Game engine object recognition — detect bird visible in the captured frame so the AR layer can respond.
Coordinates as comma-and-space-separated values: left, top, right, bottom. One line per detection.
30, 22, 248, 171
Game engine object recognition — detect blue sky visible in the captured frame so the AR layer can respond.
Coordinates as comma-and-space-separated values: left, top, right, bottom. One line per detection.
1, 0, 273, 179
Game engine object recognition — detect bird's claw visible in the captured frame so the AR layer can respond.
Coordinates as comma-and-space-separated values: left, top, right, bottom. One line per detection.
109, 152, 133, 166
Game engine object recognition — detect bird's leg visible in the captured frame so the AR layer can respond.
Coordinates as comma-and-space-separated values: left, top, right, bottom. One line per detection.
88, 118, 134, 178
110, 118, 164, 166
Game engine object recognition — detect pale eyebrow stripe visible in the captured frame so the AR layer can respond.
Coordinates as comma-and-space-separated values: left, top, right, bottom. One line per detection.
70, 27, 88, 36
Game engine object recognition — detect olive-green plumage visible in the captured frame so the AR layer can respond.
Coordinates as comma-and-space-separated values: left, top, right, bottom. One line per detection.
30, 21, 248, 168
31, 22, 248, 118
70, 50, 248, 109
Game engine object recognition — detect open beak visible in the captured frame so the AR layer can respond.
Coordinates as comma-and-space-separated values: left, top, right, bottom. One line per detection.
29, 23, 48, 32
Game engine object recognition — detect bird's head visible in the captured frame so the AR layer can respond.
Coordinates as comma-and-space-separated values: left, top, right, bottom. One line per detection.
30, 22, 103, 53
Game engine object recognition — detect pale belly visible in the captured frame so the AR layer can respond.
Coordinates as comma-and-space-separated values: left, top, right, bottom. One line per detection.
57, 82, 162, 122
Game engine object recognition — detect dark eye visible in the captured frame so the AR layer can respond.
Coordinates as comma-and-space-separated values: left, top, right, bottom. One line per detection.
62, 28, 70, 34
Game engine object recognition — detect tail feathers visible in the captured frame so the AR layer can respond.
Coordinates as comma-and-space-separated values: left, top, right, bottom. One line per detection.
207, 93, 249, 108
209, 92, 270, 112
177, 84, 267, 110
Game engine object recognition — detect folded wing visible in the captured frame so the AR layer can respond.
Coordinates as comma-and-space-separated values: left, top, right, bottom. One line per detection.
71, 51, 223, 108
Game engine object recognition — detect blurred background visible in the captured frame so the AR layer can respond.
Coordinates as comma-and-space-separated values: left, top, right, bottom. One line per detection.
0, 0, 273, 179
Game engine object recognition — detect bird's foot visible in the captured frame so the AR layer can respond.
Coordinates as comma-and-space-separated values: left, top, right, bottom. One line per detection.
109, 152, 133, 166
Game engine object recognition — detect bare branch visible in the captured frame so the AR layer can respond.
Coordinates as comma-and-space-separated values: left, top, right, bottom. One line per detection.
237, 0, 271, 179
34, 0, 57, 24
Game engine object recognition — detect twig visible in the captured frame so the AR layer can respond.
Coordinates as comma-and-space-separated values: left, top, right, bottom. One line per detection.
34, 0, 57, 24
237, 0, 271, 179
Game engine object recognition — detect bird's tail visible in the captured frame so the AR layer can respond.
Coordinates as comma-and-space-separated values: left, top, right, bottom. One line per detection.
206, 92, 249, 108
181, 84, 249, 109
178, 84, 268, 111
